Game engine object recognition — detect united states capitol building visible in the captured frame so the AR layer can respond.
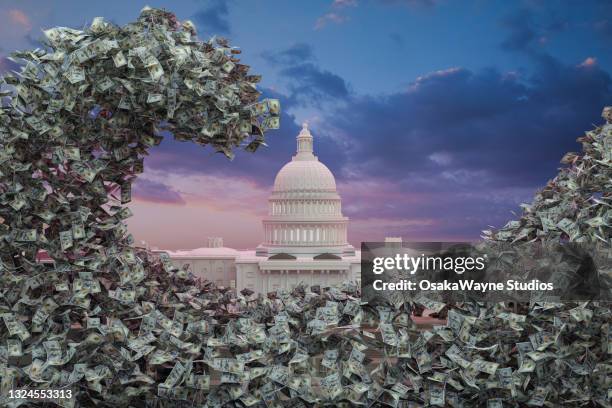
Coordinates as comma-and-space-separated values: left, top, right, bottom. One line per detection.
160, 124, 361, 294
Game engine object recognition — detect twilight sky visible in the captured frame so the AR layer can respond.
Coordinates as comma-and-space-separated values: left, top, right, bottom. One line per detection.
1, 0, 611, 250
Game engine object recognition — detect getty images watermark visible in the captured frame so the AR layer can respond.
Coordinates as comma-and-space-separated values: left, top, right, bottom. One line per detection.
361, 242, 610, 303
371, 252, 553, 292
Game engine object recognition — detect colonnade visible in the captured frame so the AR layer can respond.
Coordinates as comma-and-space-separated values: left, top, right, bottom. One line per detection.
259, 269, 347, 292
264, 223, 347, 245
270, 200, 341, 216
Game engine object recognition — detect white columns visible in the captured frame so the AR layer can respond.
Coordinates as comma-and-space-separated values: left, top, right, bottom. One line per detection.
263, 223, 348, 245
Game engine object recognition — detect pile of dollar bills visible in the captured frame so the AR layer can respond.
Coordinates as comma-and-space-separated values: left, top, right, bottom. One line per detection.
0, 6, 610, 407
484, 107, 611, 246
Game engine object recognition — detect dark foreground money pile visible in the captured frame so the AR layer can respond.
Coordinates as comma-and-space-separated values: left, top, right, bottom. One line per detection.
4, 248, 612, 408
0, 5, 610, 408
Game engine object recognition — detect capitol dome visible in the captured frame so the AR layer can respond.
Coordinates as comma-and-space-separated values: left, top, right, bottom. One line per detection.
273, 160, 337, 193
272, 123, 337, 194
258, 123, 355, 257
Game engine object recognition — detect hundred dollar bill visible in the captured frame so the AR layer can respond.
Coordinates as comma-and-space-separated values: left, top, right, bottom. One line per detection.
7, 339, 22, 357
59, 230, 73, 250
429, 381, 446, 407
113, 51, 127, 67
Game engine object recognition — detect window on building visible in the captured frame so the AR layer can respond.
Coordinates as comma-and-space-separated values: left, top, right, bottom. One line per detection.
314, 253, 342, 260
268, 253, 296, 260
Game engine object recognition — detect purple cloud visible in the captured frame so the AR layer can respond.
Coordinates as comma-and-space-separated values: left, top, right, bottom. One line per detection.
331, 60, 611, 190
264, 44, 351, 106
262, 43, 314, 66
132, 178, 186, 205
280, 63, 350, 103
138, 38, 611, 242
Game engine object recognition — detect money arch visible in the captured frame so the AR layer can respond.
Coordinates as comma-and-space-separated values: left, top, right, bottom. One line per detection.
0, 7, 279, 405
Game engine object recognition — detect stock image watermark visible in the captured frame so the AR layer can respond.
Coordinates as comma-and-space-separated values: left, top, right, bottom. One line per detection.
361, 241, 611, 303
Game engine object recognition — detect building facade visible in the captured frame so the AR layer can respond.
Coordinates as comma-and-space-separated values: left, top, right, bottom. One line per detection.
163, 124, 361, 294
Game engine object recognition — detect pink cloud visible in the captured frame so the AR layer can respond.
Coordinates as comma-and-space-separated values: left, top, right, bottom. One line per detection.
579, 57, 597, 68
408, 67, 462, 92
137, 170, 269, 215
315, 12, 349, 30
126, 171, 520, 249
8, 9, 31, 30
127, 201, 263, 250
127, 173, 268, 249
314, 0, 357, 30
349, 217, 439, 240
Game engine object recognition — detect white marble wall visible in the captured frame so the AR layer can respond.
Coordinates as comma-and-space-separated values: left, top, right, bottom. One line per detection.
171, 258, 237, 288
170, 257, 361, 294
236, 265, 360, 294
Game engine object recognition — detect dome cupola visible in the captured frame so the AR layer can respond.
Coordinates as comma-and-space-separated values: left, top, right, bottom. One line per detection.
272, 123, 338, 196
